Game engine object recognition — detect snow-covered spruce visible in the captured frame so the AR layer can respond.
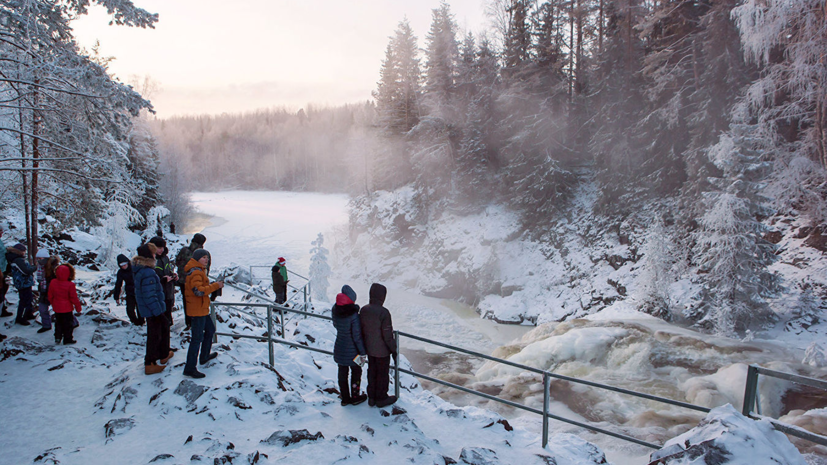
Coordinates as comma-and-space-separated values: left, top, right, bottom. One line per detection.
1, 279, 611, 465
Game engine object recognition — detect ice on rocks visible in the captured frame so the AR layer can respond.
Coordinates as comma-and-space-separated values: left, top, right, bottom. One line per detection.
802, 342, 827, 367
174, 379, 207, 404
261, 429, 324, 447
648, 404, 808, 465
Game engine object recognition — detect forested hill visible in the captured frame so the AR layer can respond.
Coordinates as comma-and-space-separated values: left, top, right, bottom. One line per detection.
337, 0, 827, 338
149, 104, 379, 194
148, 0, 827, 337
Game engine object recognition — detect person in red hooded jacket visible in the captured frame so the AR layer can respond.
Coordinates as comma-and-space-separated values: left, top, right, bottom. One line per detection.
48, 264, 82, 345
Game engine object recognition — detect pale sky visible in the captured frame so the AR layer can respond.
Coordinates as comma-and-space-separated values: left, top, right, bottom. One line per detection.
72, 1, 490, 117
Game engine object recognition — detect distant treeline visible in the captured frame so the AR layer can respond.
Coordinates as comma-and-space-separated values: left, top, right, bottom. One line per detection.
149, 104, 379, 194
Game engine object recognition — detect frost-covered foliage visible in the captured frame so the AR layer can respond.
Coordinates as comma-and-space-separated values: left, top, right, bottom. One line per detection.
0, 0, 159, 256
92, 189, 142, 266
309, 233, 331, 302
634, 218, 681, 319
140, 205, 170, 242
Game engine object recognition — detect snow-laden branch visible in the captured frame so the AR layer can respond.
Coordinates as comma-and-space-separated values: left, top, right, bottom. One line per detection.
0, 126, 87, 156
0, 166, 123, 183
0, 78, 105, 99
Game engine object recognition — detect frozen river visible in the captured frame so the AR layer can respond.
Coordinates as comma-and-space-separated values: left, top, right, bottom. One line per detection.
188, 190, 530, 352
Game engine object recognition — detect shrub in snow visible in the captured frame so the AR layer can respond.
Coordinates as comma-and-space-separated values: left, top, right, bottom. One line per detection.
141, 205, 170, 241
93, 191, 141, 266
309, 233, 331, 302
648, 404, 807, 465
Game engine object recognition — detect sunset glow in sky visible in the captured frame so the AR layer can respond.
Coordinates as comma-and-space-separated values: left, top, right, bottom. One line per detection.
72, 0, 488, 117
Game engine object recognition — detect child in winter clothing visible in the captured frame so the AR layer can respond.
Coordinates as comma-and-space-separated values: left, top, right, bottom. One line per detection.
35, 249, 54, 333
183, 249, 223, 378
133, 243, 170, 375
7, 243, 36, 325
113, 254, 143, 326
48, 264, 82, 344
332, 285, 368, 406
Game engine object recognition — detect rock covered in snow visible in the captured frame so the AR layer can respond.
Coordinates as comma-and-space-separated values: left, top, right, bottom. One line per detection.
647, 404, 807, 465
261, 429, 324, 447
802, 342, 827, 367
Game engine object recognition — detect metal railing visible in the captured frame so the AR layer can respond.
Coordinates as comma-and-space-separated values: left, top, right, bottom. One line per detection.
209, 299, 715, 450
742, 365, 827, 447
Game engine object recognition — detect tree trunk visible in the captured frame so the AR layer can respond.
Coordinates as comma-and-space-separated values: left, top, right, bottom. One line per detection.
30, 84, 40, 261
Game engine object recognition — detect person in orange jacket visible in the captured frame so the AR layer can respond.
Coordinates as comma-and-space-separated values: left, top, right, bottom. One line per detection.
183, 249, 223, 378
48, 264, 82, 345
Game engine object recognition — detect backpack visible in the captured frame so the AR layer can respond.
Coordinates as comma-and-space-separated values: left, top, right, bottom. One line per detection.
175, 246, 193, 283
11, 258, 34, 290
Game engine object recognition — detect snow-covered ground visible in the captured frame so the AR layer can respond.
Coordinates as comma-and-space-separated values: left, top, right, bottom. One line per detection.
1, 191, 823, 465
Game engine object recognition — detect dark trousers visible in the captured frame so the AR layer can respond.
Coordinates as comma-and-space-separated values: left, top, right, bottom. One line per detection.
54, 312, 74, 343
275, 284, 287, 304
125, 295, 144, 325
145, 315, 170, 365
164, 299, 174, 325
0, 271, 8, 307
16, 286, 33, 322
185, 315, 215, 373
338, 364, 363, 401
367, 356, 391, 401
179, 284, 192, 327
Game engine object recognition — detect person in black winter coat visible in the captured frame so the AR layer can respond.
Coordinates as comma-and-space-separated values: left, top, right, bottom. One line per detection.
332, 285, 367, 406
360, 283, 397, 407
7, 243, 36, 325
113, 254, 143, 325
149, 237, 177, 324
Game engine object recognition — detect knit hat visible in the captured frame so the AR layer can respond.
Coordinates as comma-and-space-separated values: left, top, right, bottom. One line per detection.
341, 285, 357, 303
192, 248, 210, 262
277, 257, 286, 265
192, 233, 207, 246
137, 243, 156, 259
13, 243, 26, 252
335, 293, 354, 306
148, 236, 166, 249
36, 248, 50, 259
117, 254, 129, 265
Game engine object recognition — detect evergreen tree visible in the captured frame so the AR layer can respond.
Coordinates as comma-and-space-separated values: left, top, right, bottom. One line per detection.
309, 233, 331, 302
423, 1, 459, 119
691, 126, 779, 336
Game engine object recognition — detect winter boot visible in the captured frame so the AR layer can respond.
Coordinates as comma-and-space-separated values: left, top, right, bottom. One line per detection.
0, 303, 12, 317
350, 382, 367, 406
183, 369, 205, 379
145, 363, 166, 375
375, 396, 397, 408
160, 350, 174, 364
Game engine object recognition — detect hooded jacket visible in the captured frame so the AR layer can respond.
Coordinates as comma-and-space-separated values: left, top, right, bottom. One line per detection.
175, 238, 205, 285
331, 293, 366, 366
7, 246, 35, 289
359, 283, 397, 358
48, 265, 82, 314
184, 258, 221, 317
132, 255, 166, 318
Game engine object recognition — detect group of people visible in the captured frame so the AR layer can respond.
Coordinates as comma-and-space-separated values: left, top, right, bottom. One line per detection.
331, 283, 398, 408
1, 222, 83, 345
2, 222, 401, 408
119, 233, 224, 378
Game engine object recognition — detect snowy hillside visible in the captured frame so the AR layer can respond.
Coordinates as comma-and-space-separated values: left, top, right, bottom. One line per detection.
0, 277, 612, 465
338, 181, 827, 346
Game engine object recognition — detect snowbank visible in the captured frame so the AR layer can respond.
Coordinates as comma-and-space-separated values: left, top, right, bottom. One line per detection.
648, 404, 807, 465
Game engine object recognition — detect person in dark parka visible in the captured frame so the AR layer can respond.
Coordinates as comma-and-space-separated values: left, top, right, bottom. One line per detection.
7, 243, 36, 325
360, 283, 397, 407
133, 243, 171, 375
271, 257, 288, 304
332, 285, 367, 406
114, 254, 143, 326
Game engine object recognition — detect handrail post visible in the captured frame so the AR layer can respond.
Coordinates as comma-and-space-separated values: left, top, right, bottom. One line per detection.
542, 372, 550, 448
742, 365, 760, 416
210, 303, 217, 343
266, 305, 274, 367
280, 306, 285, 338
394, 330, 400, 400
